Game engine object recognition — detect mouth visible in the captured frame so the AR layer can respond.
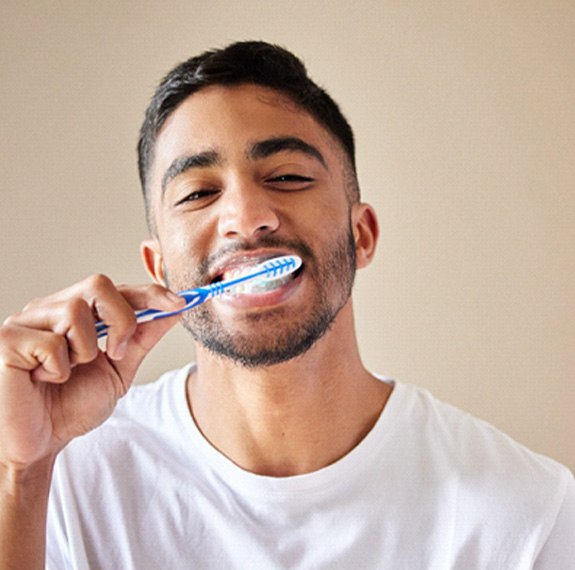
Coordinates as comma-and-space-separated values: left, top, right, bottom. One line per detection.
210, 254, 304, 296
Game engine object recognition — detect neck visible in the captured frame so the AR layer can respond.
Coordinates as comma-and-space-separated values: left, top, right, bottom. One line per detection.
187, 303, 392, 476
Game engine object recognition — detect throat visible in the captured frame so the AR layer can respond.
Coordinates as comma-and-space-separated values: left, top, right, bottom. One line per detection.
186, 364, 392, 477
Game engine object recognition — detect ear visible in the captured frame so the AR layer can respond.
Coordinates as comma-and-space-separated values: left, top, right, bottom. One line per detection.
351, 203, 379, 269
140, 239, 166, 286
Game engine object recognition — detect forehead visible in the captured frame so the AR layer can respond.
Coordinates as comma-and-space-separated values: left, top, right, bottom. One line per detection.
149, 84, 341, 187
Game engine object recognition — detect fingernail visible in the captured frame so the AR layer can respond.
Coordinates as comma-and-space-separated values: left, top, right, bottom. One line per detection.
112, 339, 129, 361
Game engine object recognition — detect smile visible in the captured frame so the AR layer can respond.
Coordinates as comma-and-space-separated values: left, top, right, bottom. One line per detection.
210, 254, 304, 304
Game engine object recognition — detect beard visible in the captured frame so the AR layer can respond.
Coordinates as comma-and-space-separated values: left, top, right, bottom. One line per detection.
165, 224, 357, 368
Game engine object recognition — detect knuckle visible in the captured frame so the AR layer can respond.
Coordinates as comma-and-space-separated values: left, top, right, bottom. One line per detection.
2, 312, 21, 327
63, 297, 91, 321
86, 273, 113, 293
0, 323, 26, 348
21, 297, 41, 312
43, 332, 68, 354
148, 283, 167, 296
0, 324, 15, 344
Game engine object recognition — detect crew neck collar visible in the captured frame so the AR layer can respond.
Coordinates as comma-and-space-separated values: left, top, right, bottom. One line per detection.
170, 363, 402, 502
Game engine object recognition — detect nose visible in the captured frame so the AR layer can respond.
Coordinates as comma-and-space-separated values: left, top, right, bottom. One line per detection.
217, 181, 280, 239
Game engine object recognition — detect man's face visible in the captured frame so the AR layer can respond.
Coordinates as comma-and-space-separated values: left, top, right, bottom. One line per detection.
143, 84, 367, 367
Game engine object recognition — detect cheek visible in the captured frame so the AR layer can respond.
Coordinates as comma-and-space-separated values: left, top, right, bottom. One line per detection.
288, 191, 345, 231
157, 225, 205, 283
158, 210, 212, 256
313, 198, 351, 234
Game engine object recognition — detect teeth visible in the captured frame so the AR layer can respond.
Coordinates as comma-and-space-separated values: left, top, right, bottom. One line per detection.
232, 275, 290, 295
222, 265, 292, 296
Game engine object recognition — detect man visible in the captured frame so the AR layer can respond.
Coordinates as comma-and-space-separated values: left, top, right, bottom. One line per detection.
0, 41, 573, 569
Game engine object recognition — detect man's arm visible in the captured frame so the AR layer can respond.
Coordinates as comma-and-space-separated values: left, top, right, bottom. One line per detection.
0, 457, 55, 569
0, 276, 183, 569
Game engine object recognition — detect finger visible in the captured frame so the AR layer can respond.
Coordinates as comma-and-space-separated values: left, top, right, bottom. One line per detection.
0, 325, 71, 384
18, 275, 137, 361
80, 275, 140, 361
117, 283, 185, 312
81, 277, 184, 360
4, 298, 99, 367
110, 312, 182, 383
99, 283, 185, 360
13, 276, 185, 363
28, 277, 183, 312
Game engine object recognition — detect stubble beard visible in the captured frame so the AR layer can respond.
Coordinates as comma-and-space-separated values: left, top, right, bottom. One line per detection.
167, 226, 357, 369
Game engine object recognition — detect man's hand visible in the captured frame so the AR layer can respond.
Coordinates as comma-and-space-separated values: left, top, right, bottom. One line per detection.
0, 274, 185, 470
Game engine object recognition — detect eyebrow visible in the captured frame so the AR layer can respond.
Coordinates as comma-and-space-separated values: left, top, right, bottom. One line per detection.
160, 136, 327, 198
248, 136, 328, 169
161, 150, 221, 196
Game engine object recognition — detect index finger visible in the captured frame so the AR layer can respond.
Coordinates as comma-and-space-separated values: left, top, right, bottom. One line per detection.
95, 284, 186, 344
90, 279, 185, 360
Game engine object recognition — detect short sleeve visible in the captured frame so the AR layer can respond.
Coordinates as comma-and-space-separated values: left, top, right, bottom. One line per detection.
533, 471, 575, 569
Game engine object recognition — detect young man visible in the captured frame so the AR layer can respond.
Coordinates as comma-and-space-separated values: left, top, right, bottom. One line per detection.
0, 41, 573, 569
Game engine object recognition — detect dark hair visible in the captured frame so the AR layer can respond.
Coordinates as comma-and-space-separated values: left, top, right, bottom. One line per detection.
137, 41, 357, 221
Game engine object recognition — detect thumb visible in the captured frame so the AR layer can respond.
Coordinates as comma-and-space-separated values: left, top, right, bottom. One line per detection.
112, 314, 181, 383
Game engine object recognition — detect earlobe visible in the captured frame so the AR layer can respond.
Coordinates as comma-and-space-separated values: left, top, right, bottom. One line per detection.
352, 203, 379, 269
140, 239, 166, 286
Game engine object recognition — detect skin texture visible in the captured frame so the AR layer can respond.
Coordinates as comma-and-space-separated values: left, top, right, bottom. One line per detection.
0, 83, 391, 568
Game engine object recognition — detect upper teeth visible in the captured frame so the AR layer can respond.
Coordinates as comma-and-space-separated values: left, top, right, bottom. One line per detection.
222, 265, 292, 295
222, 265, 257, 281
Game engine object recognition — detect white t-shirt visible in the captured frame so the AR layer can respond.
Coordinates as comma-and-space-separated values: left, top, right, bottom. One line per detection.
46, 364, 575, 569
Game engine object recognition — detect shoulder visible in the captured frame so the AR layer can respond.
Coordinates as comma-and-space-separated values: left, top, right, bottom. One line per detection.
390, 381, 572, 516
394, 381, 566, 474
384, 381, 574, 560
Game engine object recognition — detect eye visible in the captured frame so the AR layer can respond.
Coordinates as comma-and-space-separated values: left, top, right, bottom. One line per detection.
174, 188, 220, 208
266, 174, 315, 190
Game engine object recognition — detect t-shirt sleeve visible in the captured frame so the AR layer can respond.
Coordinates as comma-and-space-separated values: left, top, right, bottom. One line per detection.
533, 470, 575, 569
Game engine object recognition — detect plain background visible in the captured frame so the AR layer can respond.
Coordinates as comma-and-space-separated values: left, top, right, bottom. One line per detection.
1, 1, 573, 473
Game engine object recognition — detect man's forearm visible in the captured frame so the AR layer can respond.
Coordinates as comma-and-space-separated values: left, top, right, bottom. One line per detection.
0, 456, 56, 570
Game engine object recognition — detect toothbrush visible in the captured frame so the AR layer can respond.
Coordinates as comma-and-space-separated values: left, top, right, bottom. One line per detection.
95, 255, 302, 338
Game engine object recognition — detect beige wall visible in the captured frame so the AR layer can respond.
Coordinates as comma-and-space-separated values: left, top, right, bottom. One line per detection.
1, 1, 573, 472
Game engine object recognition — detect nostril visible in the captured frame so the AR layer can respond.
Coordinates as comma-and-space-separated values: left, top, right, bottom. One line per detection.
217, 195, 280, 239
255, 224, 272, 233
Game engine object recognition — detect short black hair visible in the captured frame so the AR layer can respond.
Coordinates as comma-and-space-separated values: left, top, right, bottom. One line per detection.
137, 41, 358, 224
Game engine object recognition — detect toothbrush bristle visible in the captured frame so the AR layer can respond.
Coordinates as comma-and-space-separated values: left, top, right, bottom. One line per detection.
223, 255, 302, 296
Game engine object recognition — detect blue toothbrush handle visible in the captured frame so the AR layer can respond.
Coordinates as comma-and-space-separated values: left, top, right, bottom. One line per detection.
95, 288, 209, 338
